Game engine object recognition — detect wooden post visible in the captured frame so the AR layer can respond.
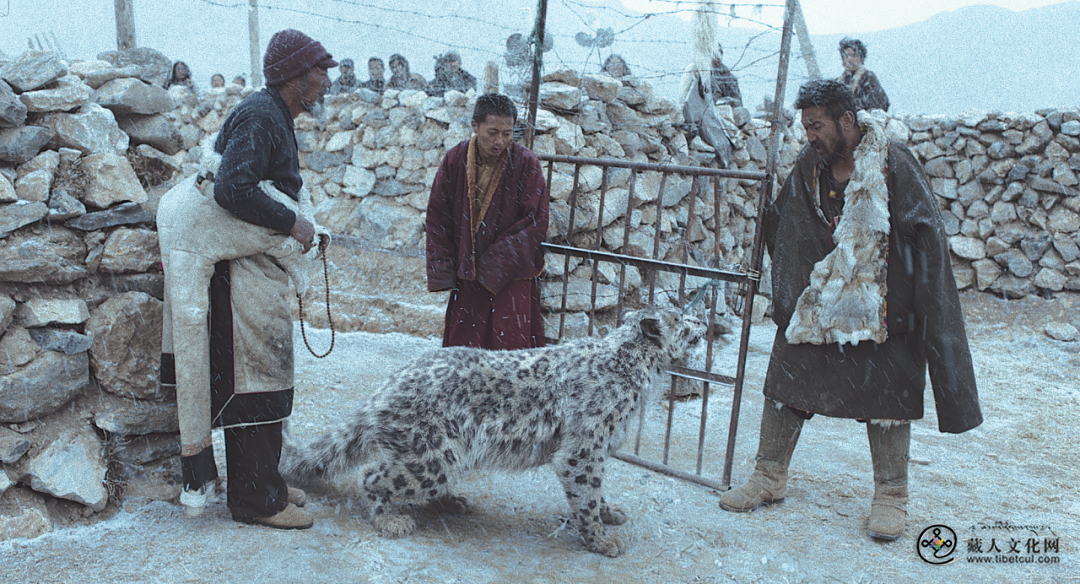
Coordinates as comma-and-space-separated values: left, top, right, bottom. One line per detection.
524, 0, 548, 150
792, 0, 820, 80
249, 0, 263, 88
483, 61, 499, 95
114, 0, 136, 51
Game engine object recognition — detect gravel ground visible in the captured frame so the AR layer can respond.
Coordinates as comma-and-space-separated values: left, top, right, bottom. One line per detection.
1, 247, 1077, 583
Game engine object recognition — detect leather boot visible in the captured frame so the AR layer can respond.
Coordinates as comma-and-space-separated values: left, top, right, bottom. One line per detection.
866, 422, 910, 541
250, 503, 314, 530
720, 401, 804, 512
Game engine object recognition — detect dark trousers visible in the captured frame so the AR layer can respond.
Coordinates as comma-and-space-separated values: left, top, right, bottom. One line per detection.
225, 422, 289, 521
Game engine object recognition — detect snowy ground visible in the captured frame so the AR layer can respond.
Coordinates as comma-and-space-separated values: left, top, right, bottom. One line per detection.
1, 247, 1078, 583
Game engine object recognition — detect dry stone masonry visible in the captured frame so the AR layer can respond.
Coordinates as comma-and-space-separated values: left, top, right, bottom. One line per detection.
1, 47, 1078, 538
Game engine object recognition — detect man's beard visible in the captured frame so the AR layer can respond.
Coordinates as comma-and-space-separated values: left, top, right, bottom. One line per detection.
818, 121, 846, 164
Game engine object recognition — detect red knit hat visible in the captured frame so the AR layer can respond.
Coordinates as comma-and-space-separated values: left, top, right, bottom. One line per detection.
263, 29, 338, 86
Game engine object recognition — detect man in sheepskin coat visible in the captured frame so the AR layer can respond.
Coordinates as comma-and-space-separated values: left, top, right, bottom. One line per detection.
719, 80, 981, 542
166, 29, 335, 531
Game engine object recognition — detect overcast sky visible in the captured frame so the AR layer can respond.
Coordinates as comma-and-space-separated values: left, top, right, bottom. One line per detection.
620, 0, 1073, 33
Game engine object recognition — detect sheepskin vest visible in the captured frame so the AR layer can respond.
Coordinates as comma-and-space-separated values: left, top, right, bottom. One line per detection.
761, 113, 982, 433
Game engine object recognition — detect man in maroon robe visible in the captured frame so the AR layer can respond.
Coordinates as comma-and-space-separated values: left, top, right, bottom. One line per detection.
425, 93, 549, 350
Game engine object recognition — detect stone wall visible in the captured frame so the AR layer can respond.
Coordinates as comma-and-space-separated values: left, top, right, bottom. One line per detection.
897, 110, 1080, 298
2, 45, 1079, 534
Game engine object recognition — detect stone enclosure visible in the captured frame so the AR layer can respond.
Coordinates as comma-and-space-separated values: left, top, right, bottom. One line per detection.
2, 46, 1080, 537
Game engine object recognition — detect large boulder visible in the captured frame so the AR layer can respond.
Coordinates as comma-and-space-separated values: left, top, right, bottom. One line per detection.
25, 428, 108, 511
0, 294, 14, 333
38, 103, 129, 155
14, 170, 51, 202
351, 198, 424, 252
76, 64, 144, 90
0, 50, 67, 92
540, 280, 619, 312
949, 236, 987, 260
98, 228, 159, 273
96, 47, 172, 88
0, 350, 90, 423
0, 126, 55, 164
86, 291, 164, 400
0, 326, 39, 374
0, 175, 13, 203
115, 113, 184, 155
16, 298, 89, 328
27, 329, 93, 355
0, 80, 27, 128
64, 201, 151, 231
18, 75, 93, 113
94, 402, 179, 436
0, 225, 88, 284
580, 73, 621, 103
80, 153, 147, 209
540, 82, 583, 111
0, 488, 52, 541
92, 78, 175, 115
342, 165, 375, 197
0, 201, 49, 238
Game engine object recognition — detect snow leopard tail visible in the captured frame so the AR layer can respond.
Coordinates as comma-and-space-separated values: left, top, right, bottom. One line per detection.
280, 411, 378, 486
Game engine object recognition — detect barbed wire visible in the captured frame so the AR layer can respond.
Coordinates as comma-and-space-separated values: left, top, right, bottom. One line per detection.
560, 0, 787, 32
189, 0, 801, 104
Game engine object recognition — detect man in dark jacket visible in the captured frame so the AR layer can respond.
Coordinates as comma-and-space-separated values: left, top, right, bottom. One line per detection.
710, 44, 741, 107
425, 94, 549, 350
719, 80, 981, 542
837, 38, 890, 112
426, 51, 477, 97
329, 58, 360, 95
171, 28, 334, 531
361, 57, 385, 94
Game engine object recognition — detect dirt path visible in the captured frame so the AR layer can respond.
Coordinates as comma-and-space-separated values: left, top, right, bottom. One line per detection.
1, 247, 1077, 583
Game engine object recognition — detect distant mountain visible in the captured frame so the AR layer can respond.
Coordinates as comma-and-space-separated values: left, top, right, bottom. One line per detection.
807, 2, 1080, 114
602, 1, 1080, 115
5, 0, 1078, 115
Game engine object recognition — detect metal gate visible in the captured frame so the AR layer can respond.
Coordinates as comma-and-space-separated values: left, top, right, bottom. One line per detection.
538, 153, 769, 491
526, 0, 800, 491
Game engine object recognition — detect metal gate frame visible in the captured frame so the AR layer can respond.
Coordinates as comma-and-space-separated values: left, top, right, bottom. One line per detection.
532, 1, 799, 491
538, 155, 766, 491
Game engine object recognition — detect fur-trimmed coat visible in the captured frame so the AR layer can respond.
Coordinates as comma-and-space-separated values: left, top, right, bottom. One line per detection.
762, 139, 982, 433
425, 139, 549, 349
839, 67, 890, 112
425, 139, 549, 296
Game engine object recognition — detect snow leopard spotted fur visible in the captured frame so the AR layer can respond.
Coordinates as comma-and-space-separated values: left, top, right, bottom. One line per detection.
281, 306, 703, 557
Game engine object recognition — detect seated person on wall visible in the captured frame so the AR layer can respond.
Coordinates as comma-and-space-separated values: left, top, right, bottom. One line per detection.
330, 58, 360, 95
361, 57, 385, 94
426, 51, 477, 97
602, 54, 632, 80
425, 93, 549, 350
166, 61, 197, 94
718, 79, 981, 544
837, 37, 889, 112
387, 54, 426, 91
710, 43, 742, 107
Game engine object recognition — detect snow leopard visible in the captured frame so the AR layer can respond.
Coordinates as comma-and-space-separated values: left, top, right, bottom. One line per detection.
281, 306, 704, 557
